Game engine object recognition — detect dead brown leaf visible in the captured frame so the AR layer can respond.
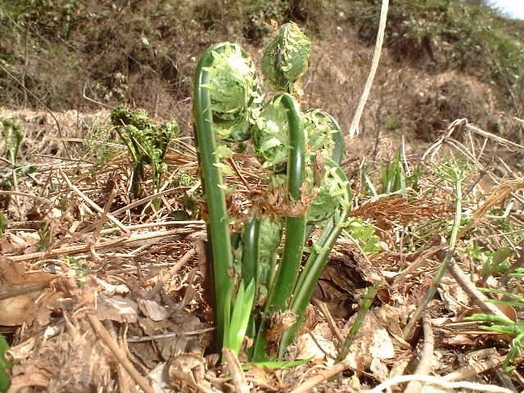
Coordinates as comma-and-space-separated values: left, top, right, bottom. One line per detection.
0, 257, 54, 325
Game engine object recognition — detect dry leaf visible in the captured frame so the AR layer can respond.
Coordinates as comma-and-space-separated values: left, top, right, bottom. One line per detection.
96, 294, 138, 323
344, 312, 395, 374
0, 258, 54, 326
138, 298, 170, 322
0, 295, 36, 326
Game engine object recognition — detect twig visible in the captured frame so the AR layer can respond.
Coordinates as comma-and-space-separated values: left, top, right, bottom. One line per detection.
59, 168, 129, 234
0, 281, 52, 301
223, 348, 250, 393
145, 248, 196, 299
110, 187, 191, 217
87, 314, 153, 393
404, 313, 434, 393
348, 0, 389, 137
368, 374, 514, 393
93, 182, 119, 238
82, 80, 114, 109
387, 356, 412, 380
104, 320, 136, 392
422, 118, 468, 162
393, 243, 446, 282
8, 228, 186, 262
0, 190, 51, 204
443, 352, 505, 382
7, 150, 21, 214
127, 327, 215, 343
98, 220, 205, 235
227, 158, 251, 189
447, 258, 512, 322
313, 299, 344, 344
289, 359, 351, 393
466, 123, 524, 152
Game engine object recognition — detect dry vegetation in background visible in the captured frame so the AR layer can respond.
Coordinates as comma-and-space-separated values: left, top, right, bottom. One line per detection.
0, 0, 523, 392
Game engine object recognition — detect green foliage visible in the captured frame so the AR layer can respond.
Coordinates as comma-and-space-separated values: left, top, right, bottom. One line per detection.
380, 149, 408, 195
65, 256, 90, 285
0, 0, 90, 107
261, 22, 311, 93
384, 115, 402, 131
252, 217, 283, 303
224, 280, 256, 355
0, 119, 22, 198
465, 289, 524, 372
1, 119, 23, 163
362, 147, 420, 197
308, 158, 352, 223
0, 0, 82, 41
0, 0, 522, 125
432, 159, 469, 184
303, 109, 344, 164
252, 95, 291, 170
467, 246, 513, 283
193, 22, 351, 362
463, 245, 524, 371
243, 358, 310, 369
89, 135, 119, 167
0, 212, 7, 238
402, 163, 465, 340
345, 217, 381, 253
199, 43, 263, 145
0, 334, 12, 393
37, 220, 51, 251
337, 281, 381, 361
193, 0, 289, 43
110, 106, 178, 199
479, 27, 524, 88
506, 266, 524, 280
0, 119, 35, 208
203, 44, 260, 128
172, 171, 200, 219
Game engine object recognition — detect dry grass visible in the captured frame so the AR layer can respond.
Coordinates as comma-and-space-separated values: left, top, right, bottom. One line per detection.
0, 2, 523, 389
0, 106, 522, 391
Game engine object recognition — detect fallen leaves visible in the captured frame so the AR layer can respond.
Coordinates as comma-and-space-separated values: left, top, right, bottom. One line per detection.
0, 258, 54, 326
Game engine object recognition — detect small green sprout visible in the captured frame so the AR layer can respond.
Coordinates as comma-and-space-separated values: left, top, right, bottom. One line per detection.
1, 119, 23, 164
303, 109, 344, 164
111, 107, 178, 199
0, 212, 6, 237
204, 43, 260, 119
261, 22, 311, 93
308, 158, 352, 223
0, 334, 12, 393
252, 95, 292, 170
465, 289, 524, 372
201, 43, 262, 143
193, 22, 351, 362
345, 218, 381, 253
65, 256, 90, 285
